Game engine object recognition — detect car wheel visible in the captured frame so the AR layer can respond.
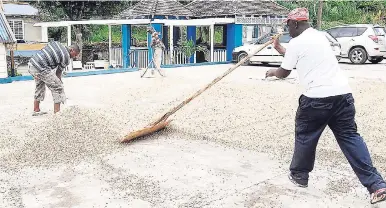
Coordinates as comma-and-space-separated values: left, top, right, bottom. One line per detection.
369, 57, 383, 64
348, 47, 367, 64
237, 52, 249, 65
336, 56, 341, 62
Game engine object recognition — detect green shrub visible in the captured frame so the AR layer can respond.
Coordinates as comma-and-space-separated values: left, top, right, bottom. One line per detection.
7, 68, 22, 77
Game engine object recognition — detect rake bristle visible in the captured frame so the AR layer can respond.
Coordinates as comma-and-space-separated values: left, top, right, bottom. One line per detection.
121, 120, 171, 143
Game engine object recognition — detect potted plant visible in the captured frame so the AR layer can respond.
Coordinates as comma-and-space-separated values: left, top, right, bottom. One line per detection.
176, 37, 207, 63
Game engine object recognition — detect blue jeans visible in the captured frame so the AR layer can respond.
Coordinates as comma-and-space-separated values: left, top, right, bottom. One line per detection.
290, 93, 386, 193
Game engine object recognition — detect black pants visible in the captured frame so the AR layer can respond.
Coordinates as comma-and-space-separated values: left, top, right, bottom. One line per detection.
290, 93, 386, 193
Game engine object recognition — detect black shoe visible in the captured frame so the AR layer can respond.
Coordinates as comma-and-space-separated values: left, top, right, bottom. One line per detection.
370, 188, 386, 204
288, 173, 308, 188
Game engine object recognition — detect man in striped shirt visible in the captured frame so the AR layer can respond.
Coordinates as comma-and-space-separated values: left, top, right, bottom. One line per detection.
28, 41, 80, 115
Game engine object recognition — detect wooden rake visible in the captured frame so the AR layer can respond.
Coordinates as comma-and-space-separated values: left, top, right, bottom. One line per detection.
121, 33, 281, 143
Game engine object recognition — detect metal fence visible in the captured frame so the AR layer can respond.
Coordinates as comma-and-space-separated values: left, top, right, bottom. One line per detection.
213, 49, 227, 62
111, 48, 122, 67
110, 48, 228, 69
163, 50, 189, 65
129, 49, 149, 68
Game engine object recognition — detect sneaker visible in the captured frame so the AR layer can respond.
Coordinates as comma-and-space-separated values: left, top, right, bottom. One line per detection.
370, 188, 386, 204
288, 173, 308, 188
32, 111, 47, 116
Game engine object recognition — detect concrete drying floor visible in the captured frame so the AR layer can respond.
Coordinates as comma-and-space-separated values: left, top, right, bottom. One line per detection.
0, 62, 386, 208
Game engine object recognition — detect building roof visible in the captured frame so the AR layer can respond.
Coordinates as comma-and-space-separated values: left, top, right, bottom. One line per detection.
33, 18, 233, 27
3, 3, 39, 16
34, 19, 152, 27
117, 0, 194, 19
186, 0, 289, 17
0, 13, 16, 43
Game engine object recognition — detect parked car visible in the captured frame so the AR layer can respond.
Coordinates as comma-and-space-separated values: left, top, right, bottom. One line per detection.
326, 24, 386, 64
232, 32, 342, 65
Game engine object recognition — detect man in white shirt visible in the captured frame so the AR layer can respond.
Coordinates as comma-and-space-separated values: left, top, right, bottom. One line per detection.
266, 8, 386, 205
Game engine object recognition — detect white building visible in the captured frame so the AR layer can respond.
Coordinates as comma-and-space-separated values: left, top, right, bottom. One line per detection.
0, 11, 16, 78
3, 3, 41, 43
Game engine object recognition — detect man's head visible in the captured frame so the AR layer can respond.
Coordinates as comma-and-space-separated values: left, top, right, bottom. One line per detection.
152, 31, 159, 38
147, 26, 155, 34
284, 8, 310, 38
69, 44, 80, 58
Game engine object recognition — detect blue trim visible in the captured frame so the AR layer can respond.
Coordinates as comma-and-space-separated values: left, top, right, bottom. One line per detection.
3, 68, 139, 84
0, 77, 12, 84
7, 50, 38, 57
0, 62, 231, 84
161, 61, 230, 68
11, 76, 34, 81
153, 15, 165, 19
226, 24, 243, 61
187, 26, 197, 63
122, 24, 131, 68
64, 68, 138, 77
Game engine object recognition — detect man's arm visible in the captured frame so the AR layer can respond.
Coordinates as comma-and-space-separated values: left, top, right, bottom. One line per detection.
274, 44, 286, 55
266, 40, 297, 79
273, 37, 286, 55
56, 68, 63, 80
266, 67, 291, 78
57, 42, 71, 70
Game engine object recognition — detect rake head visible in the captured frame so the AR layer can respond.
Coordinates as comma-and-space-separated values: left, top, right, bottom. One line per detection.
120, 119, 172, 143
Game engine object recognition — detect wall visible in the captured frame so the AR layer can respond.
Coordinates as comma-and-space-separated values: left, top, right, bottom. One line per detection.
0, 44, 7, 78
7, 17, 42, 43
242, 25, 284, 44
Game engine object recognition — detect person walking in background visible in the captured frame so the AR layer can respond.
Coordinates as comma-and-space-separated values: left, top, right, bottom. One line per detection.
28, 41, 80, 116
266, 8, 386, 205
147, 26, 166, 76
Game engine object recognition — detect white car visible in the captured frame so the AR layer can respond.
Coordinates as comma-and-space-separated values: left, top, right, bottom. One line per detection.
326, 24, 386, 64
232, 32, 342, 65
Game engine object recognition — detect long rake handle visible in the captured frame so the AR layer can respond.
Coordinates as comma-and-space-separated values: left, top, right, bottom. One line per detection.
149, 34, 280, 126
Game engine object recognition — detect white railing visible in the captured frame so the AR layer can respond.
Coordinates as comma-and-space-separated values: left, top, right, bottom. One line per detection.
111, 48, 122, 67
163, 50, 190, 65
213, 49, 227, 62
110, 48, 149, 68
110, 48, 227, 69
129, 49, 149, 68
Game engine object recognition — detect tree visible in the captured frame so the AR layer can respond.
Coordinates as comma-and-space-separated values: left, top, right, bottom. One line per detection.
317, 0, 323, 29
33, 1, 133, 61
277, 0, 386, 29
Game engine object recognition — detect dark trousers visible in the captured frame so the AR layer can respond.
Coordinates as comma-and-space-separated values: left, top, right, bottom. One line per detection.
290, 93, 386, 193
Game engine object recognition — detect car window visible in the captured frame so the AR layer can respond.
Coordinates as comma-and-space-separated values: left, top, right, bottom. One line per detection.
357, 27, 367, 36
256, 33, 291, 44
374, 27, 385, 36
338, 27, 357, 37
323, 32, 336, 42
257, 36, 271, 44
327, 28, 339, 38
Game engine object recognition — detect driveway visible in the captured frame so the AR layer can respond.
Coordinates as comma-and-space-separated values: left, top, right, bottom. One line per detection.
0, 62, 385, 207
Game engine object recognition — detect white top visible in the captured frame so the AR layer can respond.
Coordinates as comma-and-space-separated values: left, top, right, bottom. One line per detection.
280, 28, 352, 98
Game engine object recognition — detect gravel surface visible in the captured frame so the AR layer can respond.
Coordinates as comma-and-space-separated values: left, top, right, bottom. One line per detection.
0, 62, 385, 207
